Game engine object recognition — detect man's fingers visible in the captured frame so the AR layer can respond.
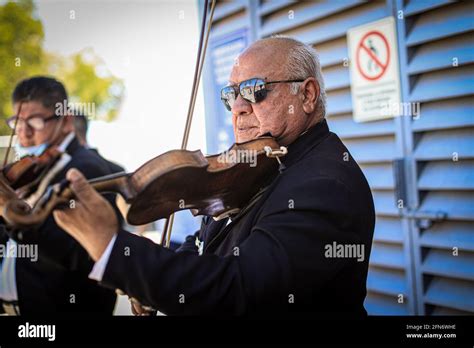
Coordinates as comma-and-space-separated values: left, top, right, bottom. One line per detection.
131, 302, 151, 316
53, 209, 76, 238
53, 202, 82, 231
67, 168, 102, 207
131, 302, 139, 316
53, 209, 67, 227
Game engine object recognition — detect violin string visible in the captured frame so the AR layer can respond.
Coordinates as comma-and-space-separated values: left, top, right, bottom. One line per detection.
161, 0, 216, 247
3, 102, 22, 167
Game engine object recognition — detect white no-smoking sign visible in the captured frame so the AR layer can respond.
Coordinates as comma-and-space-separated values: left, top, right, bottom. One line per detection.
348, 17, 402, 122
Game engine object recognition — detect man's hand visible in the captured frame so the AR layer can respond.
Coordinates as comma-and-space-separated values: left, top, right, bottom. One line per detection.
130, 298, 153, 316
53, 168, 118, 261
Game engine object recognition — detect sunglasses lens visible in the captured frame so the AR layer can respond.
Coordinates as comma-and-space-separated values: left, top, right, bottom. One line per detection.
253, 79, 267, 103
221, 86, 236, 111
240, 79, 254, 102
239, 78, 266, 104
221, 78, 268, 111
239, 78, 255, 103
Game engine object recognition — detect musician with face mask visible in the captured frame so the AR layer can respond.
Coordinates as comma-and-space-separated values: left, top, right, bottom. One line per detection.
0, 76, 122, 315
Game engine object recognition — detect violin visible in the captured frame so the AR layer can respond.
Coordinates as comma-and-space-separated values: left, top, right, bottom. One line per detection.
0, 144, 64, 225
2, 137, 287, 229
2, 146, 63, 195
0, 172, 19, 208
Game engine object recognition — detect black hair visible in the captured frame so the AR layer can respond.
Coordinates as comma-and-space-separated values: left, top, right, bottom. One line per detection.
12, 76, 68, 112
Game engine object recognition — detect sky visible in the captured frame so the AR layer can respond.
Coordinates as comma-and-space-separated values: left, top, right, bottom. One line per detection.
35, 0, 207, 171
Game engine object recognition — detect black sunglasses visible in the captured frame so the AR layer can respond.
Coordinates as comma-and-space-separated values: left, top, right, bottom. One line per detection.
220, 77, 305, 111
6, 114, 58, 131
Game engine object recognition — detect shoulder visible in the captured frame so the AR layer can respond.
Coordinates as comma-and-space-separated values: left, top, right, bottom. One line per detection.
263, 170, 353, 215
282, 131, 370, 195
66, 147, 113, 179
260, 135, 371, 216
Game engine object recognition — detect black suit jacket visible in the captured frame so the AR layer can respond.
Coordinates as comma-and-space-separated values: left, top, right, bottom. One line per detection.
89, 148, 125, 174
98, 120, 375, 316
0, 137, 123, 315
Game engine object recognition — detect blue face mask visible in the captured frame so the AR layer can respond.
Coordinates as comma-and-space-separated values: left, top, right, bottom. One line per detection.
14, 142, 48, 158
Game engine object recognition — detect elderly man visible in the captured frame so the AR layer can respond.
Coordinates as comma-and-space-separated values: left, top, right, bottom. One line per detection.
54, 37, 375, 316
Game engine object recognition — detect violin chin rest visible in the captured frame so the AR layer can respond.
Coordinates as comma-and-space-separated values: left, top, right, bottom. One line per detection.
2, 198, 36, 229
4, 198, 31, 215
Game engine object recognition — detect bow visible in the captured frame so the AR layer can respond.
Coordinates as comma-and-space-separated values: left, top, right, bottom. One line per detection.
160, 0, 216, 247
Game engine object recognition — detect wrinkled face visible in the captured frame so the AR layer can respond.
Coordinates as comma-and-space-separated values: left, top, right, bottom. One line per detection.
228, 47, 312, 146
13, 101, 61, 147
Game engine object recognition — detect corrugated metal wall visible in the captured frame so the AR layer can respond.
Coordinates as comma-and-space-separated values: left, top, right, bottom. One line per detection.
202, 0, 474, 315
396, 0, 474, 315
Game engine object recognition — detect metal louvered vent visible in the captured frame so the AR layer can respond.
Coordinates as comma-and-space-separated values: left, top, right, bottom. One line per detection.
400, 0, 474, 315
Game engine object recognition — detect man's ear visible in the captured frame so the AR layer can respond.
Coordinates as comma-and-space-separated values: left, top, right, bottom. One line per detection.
62, 113, 75, 134
301, 77, 319, 114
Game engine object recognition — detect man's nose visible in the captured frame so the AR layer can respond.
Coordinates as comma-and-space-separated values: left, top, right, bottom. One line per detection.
17, 123, 33, 138
231, 93, 253, 117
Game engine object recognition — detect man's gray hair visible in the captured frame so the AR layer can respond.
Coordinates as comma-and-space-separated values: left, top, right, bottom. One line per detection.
269, 36, 327, 119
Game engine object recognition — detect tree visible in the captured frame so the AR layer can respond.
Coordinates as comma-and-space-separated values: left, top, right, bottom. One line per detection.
52, 48, 124, 122
0, 0, 124, 135
0, 0, 45, 135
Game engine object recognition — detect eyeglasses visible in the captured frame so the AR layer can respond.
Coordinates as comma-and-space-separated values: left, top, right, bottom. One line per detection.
220, 77, 305, 111
6, 114, 58, 131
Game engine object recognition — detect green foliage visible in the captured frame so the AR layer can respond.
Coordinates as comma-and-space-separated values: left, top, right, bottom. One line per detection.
55, 48, 125, 122
0, 0, 45, 135
0, 0, 124, 135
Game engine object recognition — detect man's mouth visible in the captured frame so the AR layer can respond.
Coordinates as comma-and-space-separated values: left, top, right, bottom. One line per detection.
237, 126, 258, 131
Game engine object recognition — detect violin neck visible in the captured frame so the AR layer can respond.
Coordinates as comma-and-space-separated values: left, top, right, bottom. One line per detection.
88, 172, 135, 202
0, 173, 17, 201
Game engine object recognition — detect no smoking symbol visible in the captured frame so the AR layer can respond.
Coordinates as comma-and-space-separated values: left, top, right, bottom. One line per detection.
356, 31, 390, 81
